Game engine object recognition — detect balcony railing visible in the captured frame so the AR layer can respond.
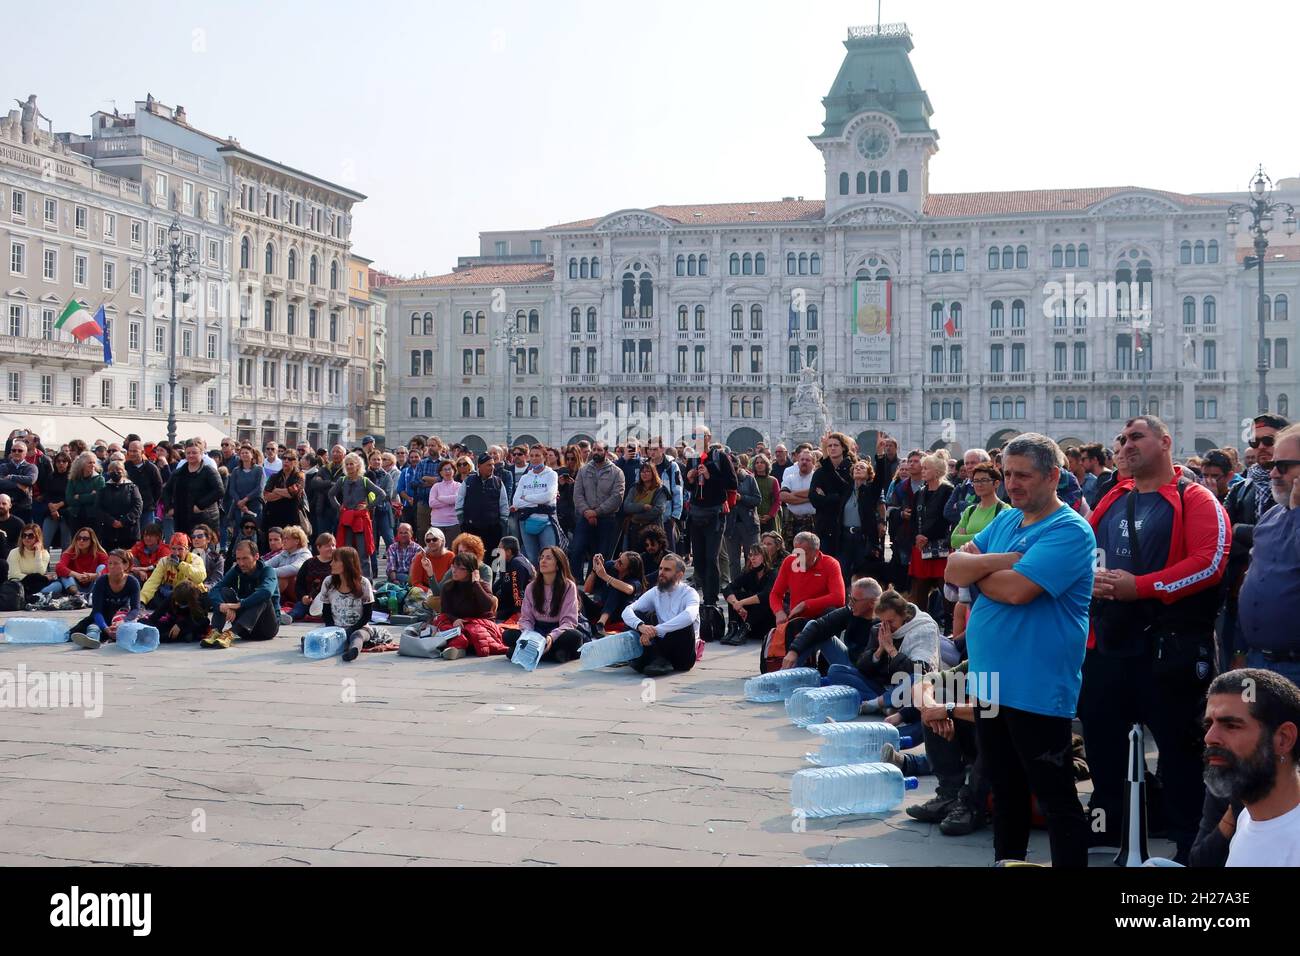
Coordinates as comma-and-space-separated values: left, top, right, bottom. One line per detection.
722, 373, 766, 386
562, 374, 599, 385
668, 373, 709, 386
0, 336, 109, 366
923, 374, 968, 387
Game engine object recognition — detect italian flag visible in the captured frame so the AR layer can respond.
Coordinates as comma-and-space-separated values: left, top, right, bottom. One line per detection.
54, 300, 102, 342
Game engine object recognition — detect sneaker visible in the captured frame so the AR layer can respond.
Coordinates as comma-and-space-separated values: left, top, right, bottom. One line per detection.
879, 743, 905, 770
210, 631, 234, 649
71, 632, 102, 650
279, 612, 293, 626
441, 646, 466, 661
642, 657, 674, 678
221, 619, 234, 634
938, 802, 985, 837
905, 794, 957, 824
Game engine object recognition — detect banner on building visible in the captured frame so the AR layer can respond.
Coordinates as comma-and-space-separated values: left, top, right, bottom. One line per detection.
851, 279, 892, 374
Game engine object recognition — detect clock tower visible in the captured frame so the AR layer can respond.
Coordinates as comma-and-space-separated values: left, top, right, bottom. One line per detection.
812, 23, 938, 219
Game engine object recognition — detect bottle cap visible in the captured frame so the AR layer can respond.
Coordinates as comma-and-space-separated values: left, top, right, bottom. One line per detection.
904, 776, 920, 790
899, 736, 914, 749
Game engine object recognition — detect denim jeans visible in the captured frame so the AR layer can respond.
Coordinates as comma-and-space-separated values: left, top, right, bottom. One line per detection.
568, 515, 618, 579
40, 575, 80, 596
521, 517, 558, 565
795, 635, 852, 670
821, 663, 886, 704
371, 505, 395, 578
1247, 650, 1300, 686
41, 515, 71, 552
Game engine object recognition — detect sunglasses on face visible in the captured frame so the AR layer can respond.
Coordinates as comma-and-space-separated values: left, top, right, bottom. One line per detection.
76, 536, 90, 542
1271, 459, 1300, 473
1249, 436, 1276, 449
22, 532, 36, 538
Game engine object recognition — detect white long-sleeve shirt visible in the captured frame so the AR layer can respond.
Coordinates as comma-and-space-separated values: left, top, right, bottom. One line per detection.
622, 582, 700, 639
512, 466, 558, 511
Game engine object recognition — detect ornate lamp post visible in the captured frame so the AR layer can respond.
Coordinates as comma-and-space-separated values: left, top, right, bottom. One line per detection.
492, 313, 527, 449
1226, 167, 1297, 413
149, 217, 201, 446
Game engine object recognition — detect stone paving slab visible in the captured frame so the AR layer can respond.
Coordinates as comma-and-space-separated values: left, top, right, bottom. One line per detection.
0, 611, 1175, 867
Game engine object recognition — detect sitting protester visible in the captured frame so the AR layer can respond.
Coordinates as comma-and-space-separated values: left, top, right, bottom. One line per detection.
7, 523, 51, 598
145, 581, 210, 644
290, 533, 335, 622
189, 524, 225, 590
439, 532, 495, 591
69, 549, 141, 649
825, 587, 941, 714
434, 552, 507, 660
264, 525, 312, 596
781, 576, 882, 670
130, 523, 167, 583
637, 523, 669, 592
385, 523, 421, 585
140, 532, 207, 610
505, 546, 587, 665
260, 526, 284, 564
621, 553, 701, 676
202, 538, 280, 649
32, 527, 107, 605
319, 546, 377, 663
720, 545, 778, 646
580, 551, 644, 636
409, 527, 454, 593
492, 535, 533, 623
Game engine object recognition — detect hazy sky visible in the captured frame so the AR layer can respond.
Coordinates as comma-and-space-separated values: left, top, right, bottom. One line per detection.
9, 0, 1299, 276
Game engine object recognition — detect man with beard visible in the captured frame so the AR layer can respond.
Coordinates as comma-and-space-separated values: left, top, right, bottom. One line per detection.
621, 553, 700, 677
1196, 669, 1300, 867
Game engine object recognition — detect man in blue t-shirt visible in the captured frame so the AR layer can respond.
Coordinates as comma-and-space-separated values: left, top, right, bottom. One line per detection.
945, 433, 1095, 868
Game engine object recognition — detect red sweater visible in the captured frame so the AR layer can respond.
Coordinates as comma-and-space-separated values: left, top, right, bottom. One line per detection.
130, 540, 166, 570
56, 547, 108, 578
769, 551, 845, 618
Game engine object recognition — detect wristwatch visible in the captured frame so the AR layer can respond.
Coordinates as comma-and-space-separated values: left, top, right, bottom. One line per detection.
945, 702, 957, 719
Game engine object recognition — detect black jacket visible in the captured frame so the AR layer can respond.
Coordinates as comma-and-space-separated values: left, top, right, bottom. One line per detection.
685, 449, 737, 512
789, 605, 879, 661
809, 457, 854, 538
95, 478, 144, 538
914, 481, 955, 551
166, 463, 223, 533
125, 459, 163, 521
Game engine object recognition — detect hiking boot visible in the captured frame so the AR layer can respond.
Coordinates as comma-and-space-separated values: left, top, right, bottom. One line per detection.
441, 646, 466, 661
71, 632, 102, 650
642, 657, 674, 678
880, 743, 905, 770
939, 802, 985, 836
202, 630, 233, 649
906, 794, 957, 824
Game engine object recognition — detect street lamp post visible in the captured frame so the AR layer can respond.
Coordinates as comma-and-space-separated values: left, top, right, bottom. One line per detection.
491, 314, 527, 449
150, 217, 201, 446
1227, 167, 1297, 414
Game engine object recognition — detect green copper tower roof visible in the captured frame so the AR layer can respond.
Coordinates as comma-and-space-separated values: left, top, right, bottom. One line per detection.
815, 24, 936, 139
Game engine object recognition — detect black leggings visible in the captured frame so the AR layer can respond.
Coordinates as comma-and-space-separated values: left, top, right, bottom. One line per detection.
629, 625, 697, 673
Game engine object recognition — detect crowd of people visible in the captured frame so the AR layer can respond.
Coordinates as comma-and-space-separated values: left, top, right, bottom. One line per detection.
2, 415, 1298, 865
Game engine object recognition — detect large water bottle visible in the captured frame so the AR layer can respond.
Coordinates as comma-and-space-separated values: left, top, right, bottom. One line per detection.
743, 668, 822, 703
303, 627, 347, 660
1, 618, 70, 644
806, 722, 914, 767
116, 623, 161, 654
512, 631, 545, 672
791, 763, 920, 818
579, 631, 643, 670
786, 685, 862, 727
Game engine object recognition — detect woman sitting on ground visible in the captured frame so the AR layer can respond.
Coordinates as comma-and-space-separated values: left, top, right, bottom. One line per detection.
580, 551, 643, 636
260, 526, 284, 563
8, 523, 51, 598
264, 525, 312, 598
145, 581, 210, 644
70, 549, 141, 649
189, 524, 225, 590
721, 544, 778, 646
822, 587, 941, 717
33, 526, 107, 605
289, 532, 335, 622
140, 532, 207, 610
130, 523, 168, 583
438, 532, 494, 591
319, 546, 377, 663
492, 535, 533, 623
433, 552, 506, 660
760, 531, 789, 569
506, 546, 587, 665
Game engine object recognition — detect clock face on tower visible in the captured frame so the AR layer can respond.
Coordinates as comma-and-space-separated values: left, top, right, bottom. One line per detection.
856, 125, 892, 162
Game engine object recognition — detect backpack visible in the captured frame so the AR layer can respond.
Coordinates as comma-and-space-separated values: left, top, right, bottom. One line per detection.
698, 603, 725, 644
0, 579, 23, 612
760, 619, 792, 673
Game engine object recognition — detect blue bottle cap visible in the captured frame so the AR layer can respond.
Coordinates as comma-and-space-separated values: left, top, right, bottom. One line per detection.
899, 736, 914, 749
904, 776, 920, 790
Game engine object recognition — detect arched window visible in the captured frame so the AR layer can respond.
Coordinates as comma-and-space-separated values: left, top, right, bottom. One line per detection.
622, 272, 636, 315
742, 253, 753, 276
880, 170, 891, 193
240, 236, 250, 269
1078, 244, 1090, 267
1011, 300, 1026, 328
754, 253, 764, 275
580, 397, 588, 418
929, 250, 941, 273
730, 398, 739, 417
898, 169, 908, 192
678, 305, 688, 331
754, 397, 762, 418
264, 242, 275, 274
1276, 295, 1289, 322
1052, 245, 1064, 269
787, 252, 798, 275
990, 300, 1004, 328
798, 253, 808, 275
1183, 296, 1196, 325
808, 305, 819, 330
988, 247, 1000, 270
675, 255, 685, 277
1110, 397, 1122, 419
569, 258, 578, 279
856, 172, 867, 194
1180, 241, 1192, 264
579, 258, 589, 279
411, 350, 420, 376
839, 172, 850, 195
885, 399, 897, 420
930, 345, 944, 372
530, 397, 539, 417
460, 397, 469, 418
1278, 339, 1289, 369
868, 171, 879, 194
941, 250, 953, 272
953, 249, 965, 272
950, 345, 962, 372
463, 311, 474, 334
424, 312, 433, 335
1015, 245, 1028, 269
942, 400, 952, 420
309, 255, 318, 285
686, 255, 697, 277
1002, 246, 1014, 270
751, 305, 763, 330
1204, 296, 1217, 325
930, 401, 940, 421
1054, 398, 1065, 419
954, 400, 963, 420
412, 398, 420, 418
569, 398, 577, 418
1207, 240, 1219, 264
931, 303, 944, 331
476, 397, 485, 418
950, 302, 962, 330
411, 312, 421, 336
571, 307, 581, 333
695, 305, 706, 330
587, 307, 597, 332
423, 350, 433, 375
528, 309, 540, 333
1065, 244, 1077, 268
1194, 241, 1206, 264
810, 253, 821, 275
287, 249, 297, 280
731, 304, 744, 330
867, 398, 878, 420
698, 254, 708, 276
424, 397, 433, 417
330, 260, 339, 290
729, 253, 740, 275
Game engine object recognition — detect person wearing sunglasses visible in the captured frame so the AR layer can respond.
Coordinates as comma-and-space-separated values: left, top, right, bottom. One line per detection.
6, 523, 51, 598
32, 527, 108, 607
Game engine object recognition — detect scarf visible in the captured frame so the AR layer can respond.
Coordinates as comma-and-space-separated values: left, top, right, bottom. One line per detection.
1248, 464, 1274, 516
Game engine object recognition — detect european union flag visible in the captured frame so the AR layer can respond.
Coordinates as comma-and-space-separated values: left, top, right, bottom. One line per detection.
96, 306, 112, 366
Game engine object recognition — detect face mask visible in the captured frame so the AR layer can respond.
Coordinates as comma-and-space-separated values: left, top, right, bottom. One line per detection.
532, 463, 545, 473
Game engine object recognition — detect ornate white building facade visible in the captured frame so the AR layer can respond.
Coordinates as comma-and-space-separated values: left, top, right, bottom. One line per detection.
386, 24, 1296, 456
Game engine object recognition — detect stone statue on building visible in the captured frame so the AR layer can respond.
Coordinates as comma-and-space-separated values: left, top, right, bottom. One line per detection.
783, 359, 832, 447
13, 95, 51, 145
196, 189, 206, 218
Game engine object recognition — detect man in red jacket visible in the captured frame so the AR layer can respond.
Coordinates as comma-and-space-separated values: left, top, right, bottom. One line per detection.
1078, 415, 1231, 864
769, 531, 846, 656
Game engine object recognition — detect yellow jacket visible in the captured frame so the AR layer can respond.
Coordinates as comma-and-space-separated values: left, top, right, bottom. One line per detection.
140, 552, 207, 605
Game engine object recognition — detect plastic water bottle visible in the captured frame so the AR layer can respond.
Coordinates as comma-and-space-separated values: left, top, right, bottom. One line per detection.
0, 618, 70, 644
743, 668, 821, 703
786, 685, 862, 727
303, 627, 347, 660
806, 723, 914, 767
116, 623, 161, 654
512, 632, 545, 672
579, 631, 643, 670
791, 763, 920, 818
